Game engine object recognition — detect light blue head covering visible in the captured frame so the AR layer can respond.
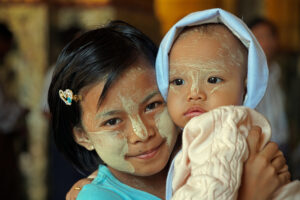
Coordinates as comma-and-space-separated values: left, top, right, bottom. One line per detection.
155, 8, 268, 109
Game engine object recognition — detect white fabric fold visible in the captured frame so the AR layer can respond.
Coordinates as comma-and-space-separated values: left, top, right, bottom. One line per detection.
172, 106, 300, 200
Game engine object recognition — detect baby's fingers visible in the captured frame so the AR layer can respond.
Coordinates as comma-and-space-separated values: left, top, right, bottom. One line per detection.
278, 170, 291, 186
271, 154, 286, 172
247, 126, 262, 156
260, 142, 279, 162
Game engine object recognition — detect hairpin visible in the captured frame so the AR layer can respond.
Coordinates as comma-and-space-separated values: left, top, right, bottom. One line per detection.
59, 89, 82, 106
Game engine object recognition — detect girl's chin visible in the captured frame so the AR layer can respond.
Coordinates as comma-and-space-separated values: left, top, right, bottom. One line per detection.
132, 159, 169, 177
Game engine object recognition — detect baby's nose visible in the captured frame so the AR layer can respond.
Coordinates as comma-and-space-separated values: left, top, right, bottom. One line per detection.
187, 87, 207, 101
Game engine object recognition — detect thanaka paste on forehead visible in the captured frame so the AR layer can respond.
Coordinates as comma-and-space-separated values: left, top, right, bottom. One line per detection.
176, 25, 246, 69
119, 95, 148, 140
123, 65, 148, 80
87, 129, 135, 173
170, 59, 230, 73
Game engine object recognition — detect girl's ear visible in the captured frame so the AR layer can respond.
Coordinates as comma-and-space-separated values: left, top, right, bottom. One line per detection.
73, 126, 95, 151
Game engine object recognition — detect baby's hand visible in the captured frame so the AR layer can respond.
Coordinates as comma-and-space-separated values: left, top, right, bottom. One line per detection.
238, 126, 291, 200
65, 170, 98, 200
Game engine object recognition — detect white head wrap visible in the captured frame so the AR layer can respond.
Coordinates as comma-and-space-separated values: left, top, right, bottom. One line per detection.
155, 8, 268, 109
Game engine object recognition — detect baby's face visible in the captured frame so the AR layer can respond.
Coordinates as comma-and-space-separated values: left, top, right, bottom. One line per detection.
167, 25, 247, 128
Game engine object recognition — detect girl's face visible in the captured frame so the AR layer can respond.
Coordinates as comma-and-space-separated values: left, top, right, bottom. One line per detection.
167, 26, 247, 128
74, 57, 178, 176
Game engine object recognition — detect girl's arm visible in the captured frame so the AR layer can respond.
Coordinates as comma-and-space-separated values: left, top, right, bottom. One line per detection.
238, 126, 291, 200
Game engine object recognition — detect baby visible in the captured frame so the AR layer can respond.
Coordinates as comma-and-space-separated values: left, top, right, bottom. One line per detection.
156, 8, 300, 200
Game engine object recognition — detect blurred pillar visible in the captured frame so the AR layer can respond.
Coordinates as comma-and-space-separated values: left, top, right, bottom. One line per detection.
154, 0, 238, 36
264, 0, 300, 51
0, 3, 49, 200
154, 0, 217, 36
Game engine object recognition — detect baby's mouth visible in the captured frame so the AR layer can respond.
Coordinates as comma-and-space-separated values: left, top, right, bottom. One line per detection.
184, 107, 206, 119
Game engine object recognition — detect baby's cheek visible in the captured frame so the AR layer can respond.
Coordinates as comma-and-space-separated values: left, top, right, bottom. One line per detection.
169, 85, 180, 95
166, 99, 179, 126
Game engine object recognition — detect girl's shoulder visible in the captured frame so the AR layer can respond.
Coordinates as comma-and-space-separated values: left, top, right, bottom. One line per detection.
77, 165, 161, 200
77, 184, 123, 200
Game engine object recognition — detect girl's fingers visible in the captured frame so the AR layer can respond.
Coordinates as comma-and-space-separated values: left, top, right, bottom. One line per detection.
65, 178, 93, 200
247, 126, 262, 156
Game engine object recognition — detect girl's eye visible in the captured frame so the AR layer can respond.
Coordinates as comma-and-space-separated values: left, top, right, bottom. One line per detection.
104, 118, 121, 126
207, 77, 223, 84
145, 101, 162, 112
171, 79, 185, 86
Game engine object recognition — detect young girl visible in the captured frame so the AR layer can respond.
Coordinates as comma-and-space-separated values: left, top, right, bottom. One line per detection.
49, 20, 180, 200
49, 20, 290, 200
155, 8, 299, 200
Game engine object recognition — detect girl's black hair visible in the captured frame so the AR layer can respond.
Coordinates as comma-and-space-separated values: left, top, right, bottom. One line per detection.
48, 20, 157, 174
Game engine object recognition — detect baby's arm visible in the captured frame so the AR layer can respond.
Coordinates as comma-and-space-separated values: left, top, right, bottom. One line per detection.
66, 170, 98, 200
238, 126, 291, 200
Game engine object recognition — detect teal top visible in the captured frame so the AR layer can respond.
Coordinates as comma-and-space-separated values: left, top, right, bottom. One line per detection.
77, 165, 161, 200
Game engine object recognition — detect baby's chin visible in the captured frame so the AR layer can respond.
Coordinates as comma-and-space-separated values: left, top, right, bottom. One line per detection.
174, 120, 187, 130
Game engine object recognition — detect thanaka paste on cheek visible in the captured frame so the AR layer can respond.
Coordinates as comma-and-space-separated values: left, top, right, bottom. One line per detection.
155, 107, 177, 147
210, 84, 224, 95
119, 95, 148, 140
87, 130, 135, 173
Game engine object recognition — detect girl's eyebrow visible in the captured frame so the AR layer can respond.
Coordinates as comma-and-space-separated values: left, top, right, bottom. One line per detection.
95, 110, 123, 119
141, 91, 160, 105
95, 91, 160, 120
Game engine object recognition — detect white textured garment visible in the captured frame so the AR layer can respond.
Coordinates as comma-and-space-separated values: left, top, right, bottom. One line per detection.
172, 106, 300, 200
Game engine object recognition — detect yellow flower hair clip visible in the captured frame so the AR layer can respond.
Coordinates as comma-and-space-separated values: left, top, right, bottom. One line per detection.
59, 89, 82, 106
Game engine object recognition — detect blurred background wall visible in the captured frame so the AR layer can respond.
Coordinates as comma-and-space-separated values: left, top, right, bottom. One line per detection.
0, 0, 299, 200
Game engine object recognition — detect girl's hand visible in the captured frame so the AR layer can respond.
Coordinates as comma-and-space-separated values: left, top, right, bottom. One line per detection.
65, 170, 98, 200
238, 126, 291, 200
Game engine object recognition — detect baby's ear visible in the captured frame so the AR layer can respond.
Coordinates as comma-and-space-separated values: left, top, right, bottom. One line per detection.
73, 126, 95, 151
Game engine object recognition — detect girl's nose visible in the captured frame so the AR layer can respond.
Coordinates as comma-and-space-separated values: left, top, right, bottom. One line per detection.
127, 116, 154, 143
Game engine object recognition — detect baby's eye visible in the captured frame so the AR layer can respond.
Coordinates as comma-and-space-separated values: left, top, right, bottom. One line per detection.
145, 101, 163, 112
104, 118, 122, 126
207, 77, 223, 84
171, 78, 185, 86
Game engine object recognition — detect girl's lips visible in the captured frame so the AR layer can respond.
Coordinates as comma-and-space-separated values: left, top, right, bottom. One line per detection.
133, 142, 163, 160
